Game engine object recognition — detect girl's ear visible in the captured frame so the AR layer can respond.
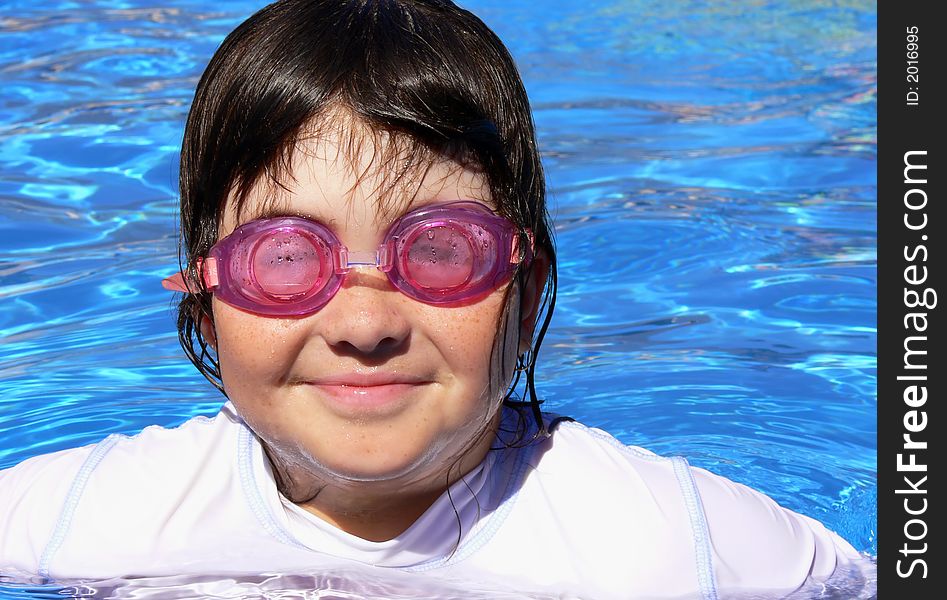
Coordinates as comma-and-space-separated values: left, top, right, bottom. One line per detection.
199, 314, 218, 351
518, 251, 550, 355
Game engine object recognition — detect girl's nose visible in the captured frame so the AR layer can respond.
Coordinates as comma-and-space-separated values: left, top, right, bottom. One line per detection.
318, 271, 412, 358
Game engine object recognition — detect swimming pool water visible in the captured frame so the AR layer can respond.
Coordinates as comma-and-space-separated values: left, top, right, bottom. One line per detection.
0, 0, 876, 597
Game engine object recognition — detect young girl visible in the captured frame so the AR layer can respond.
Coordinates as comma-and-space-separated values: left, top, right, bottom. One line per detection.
1, 1, 868, 598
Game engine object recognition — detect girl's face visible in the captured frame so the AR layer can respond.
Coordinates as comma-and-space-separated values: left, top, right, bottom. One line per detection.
207, 124, 540, 504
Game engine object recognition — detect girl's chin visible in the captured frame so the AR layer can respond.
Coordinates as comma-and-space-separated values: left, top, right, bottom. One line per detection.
305, 440, 447, 485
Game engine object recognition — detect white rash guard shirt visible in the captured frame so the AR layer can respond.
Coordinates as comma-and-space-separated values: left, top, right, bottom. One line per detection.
0, 403, 868, 599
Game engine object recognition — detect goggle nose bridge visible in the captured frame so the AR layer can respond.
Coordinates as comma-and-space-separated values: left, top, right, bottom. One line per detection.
332, 240, 396, 275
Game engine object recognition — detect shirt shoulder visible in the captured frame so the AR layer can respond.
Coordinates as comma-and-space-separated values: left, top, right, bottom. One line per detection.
64, 406, 242, 531
0, 404, 245, 578
690, 465, 863, 593
467, 417, 705, 599
0, 443, 98, 574
530, 417, 685, 495
91, 405, 238, 476
475, 414, 865, 598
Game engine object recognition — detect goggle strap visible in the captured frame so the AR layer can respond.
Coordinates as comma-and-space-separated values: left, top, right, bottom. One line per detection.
512, 229, 535, 265
160, 272, 188, 292
201, 257, 220, 289
160, 257, 219, 293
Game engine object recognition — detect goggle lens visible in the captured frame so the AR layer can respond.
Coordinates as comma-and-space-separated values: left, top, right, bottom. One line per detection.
402, 223, 476, 291
251, 229, 326, 299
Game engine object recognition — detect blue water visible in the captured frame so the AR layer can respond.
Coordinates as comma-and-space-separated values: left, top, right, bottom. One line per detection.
0, 0, 876, 597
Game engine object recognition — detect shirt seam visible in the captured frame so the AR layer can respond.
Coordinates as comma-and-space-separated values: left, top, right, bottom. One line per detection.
561, 419, 720, 599
671, 456, 719, 600
38, 434, 122, 579
237, 422, 310, 550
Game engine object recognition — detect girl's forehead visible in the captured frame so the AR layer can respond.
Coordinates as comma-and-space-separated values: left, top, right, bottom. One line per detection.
219, 131, 492, 237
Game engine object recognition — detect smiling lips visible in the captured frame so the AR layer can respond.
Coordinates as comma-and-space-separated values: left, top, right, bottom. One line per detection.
303, 374, 431, 414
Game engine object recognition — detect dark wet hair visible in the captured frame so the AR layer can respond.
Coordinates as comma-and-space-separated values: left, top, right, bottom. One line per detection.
176, 0, 557, 437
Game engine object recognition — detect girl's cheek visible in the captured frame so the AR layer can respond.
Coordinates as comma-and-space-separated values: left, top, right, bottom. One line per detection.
216, 313, 292, 379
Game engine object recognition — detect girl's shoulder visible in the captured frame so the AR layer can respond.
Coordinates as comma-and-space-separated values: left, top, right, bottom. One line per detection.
525, 414, 686, 490
91, 403, 241, 468
0, 442, 99, 576
490, 409, 692, 516
469, 412, 709, 598
0, 405, 240, 517
476, 411, 867, 598
0, 404, 245, 577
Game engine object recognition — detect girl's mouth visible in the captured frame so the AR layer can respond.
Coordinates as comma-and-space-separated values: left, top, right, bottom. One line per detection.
302, 375, 432, 416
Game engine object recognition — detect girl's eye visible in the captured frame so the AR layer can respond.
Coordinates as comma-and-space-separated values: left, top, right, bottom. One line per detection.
404, 225, 475, 290
251, 231, 326, 299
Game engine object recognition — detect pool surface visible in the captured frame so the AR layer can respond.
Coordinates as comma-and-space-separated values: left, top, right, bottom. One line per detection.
0, 0, 876, 597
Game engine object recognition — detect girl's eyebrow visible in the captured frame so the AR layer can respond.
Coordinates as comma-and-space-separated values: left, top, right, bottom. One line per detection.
240, 205, 326, 225
238, 196, 488, 228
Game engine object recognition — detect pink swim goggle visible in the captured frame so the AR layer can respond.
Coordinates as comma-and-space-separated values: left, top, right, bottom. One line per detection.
162, 201, 533, 317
